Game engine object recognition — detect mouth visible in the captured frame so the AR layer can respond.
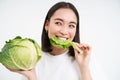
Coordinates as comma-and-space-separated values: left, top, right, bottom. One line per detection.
56, 36, 68, 40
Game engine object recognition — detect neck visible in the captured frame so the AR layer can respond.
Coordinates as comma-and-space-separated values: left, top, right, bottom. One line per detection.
50, 46, 67, 55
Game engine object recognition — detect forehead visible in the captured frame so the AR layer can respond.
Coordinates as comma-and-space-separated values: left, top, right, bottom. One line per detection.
51, 8, 77, 23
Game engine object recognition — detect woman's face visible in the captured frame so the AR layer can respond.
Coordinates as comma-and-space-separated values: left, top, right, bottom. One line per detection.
45, 8, 77, 41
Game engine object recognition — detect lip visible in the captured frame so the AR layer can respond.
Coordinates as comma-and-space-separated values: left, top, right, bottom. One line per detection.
56, 36, 68, 40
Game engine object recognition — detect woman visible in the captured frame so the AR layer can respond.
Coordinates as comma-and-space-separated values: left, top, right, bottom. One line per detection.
9, 1, 92, 80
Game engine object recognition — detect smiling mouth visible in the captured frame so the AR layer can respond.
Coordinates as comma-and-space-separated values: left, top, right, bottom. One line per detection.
56, 36, 68, 40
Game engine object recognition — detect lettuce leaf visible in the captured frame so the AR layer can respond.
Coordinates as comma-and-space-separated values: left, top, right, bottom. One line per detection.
50, 37, 83, 54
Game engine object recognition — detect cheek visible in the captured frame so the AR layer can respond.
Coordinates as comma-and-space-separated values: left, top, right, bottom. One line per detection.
70, 30, 76, 40
48, 25, 59, 38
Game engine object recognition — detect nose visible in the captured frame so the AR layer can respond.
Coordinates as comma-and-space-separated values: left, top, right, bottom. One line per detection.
59, 27, 68, 35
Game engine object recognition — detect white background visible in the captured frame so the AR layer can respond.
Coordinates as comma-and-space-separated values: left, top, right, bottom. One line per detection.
0, 0, 120, 80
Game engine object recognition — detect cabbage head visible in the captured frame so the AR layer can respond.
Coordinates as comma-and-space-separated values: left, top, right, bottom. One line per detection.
0, 36, 42, 70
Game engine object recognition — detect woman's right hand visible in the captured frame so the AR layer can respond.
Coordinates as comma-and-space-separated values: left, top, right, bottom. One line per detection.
5, 66, 37, 80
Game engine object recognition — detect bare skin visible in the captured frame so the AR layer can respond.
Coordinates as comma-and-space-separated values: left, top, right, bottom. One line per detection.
74, 43, 92, 80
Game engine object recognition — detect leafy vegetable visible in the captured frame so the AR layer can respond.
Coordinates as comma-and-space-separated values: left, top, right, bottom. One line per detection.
50, 37, 83, 54
0, 36, 42, 70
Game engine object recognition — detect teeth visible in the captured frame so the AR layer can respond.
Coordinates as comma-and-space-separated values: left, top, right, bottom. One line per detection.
59, 37, 67, 40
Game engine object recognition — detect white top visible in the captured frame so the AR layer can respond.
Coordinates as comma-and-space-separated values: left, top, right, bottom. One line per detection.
25, 51, 108, 80
0, 51, 108, 80
36, 51, 80, 80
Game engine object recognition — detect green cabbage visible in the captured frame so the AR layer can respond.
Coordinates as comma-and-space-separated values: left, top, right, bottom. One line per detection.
50, 37, 82, 54
0, 36, 42, 70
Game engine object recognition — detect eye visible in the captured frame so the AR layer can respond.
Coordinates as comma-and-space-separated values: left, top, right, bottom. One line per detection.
55, 22, 62, 26
69, 25, 76, 29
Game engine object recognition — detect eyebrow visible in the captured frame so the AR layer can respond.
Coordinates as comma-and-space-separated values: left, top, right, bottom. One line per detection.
54, 18, 77, 25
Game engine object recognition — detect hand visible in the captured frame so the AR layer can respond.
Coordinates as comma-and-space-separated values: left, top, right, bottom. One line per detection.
74, 43, 92, 80
74, 43, 91, 68
4, 66, 37, 80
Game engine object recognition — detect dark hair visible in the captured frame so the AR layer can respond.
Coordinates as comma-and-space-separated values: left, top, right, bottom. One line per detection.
41, 1, 80, 58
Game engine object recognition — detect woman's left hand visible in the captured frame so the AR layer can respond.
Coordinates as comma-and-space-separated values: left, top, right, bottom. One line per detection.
74, 43, 91, 68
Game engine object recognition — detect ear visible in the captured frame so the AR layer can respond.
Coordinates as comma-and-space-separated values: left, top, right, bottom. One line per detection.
45, 20, 49, 31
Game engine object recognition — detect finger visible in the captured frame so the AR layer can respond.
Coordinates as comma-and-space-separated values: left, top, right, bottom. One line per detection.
74, 43, 91, 55
73, 43, 83, 54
